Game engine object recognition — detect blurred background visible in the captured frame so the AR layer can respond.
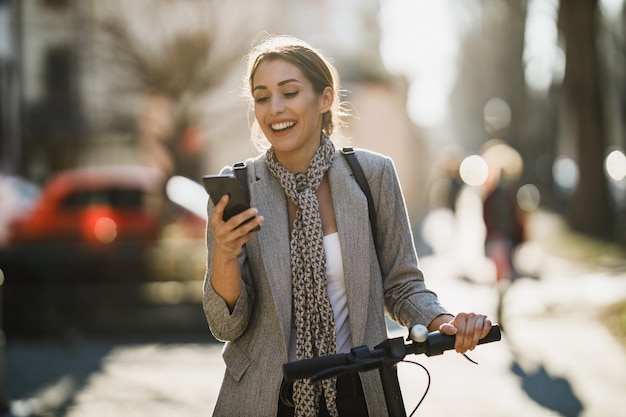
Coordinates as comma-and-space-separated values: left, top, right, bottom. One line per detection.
0, 0, 625, 416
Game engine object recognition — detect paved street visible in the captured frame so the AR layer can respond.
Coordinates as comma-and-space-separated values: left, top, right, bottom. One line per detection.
4, 210, 626, 416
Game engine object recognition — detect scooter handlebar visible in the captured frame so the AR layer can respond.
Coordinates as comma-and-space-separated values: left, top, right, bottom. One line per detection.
283, 324, 501, 381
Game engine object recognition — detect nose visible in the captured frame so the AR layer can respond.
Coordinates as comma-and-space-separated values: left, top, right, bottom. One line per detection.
270, 96, 285, 114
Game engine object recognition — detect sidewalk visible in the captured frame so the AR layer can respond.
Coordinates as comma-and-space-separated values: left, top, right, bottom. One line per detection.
411, 209, 626, 417
4, 210, 626, 417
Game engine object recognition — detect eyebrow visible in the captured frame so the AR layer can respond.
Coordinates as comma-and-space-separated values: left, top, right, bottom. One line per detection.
252, 78, 302, 92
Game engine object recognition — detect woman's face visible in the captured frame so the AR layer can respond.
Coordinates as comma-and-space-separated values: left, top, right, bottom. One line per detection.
251, 58, 332, 163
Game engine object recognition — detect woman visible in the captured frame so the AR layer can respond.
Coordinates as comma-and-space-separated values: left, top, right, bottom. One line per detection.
203, 35, 492, 417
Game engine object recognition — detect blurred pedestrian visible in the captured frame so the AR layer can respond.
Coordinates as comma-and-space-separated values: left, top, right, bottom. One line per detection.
203, 34, 492, 417
482, 169, 524, 283
480, 141, 525, 284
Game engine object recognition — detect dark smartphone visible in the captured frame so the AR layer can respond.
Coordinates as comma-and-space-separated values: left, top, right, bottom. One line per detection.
202, 174, 260, 231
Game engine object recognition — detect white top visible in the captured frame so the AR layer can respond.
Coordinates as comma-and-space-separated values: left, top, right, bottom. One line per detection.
288, 232, 353, 362
324, 232, 352, 354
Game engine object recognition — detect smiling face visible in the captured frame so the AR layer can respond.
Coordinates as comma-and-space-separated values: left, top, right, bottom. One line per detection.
251, 58, 333, 170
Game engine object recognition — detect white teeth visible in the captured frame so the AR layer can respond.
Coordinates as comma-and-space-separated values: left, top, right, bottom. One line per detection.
272, 121, 295, 131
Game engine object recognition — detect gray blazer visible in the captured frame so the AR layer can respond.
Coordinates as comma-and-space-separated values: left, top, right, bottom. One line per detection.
203, 148, 448, 416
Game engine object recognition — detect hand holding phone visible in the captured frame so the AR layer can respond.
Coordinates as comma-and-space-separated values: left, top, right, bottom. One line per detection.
202, 174, 260, 231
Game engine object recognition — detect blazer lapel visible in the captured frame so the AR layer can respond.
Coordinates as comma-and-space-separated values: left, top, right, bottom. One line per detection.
250, 159, 293, 349
329, 155, 373, 346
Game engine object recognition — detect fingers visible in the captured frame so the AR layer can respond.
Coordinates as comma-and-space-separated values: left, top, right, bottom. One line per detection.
211, 195, 263, 258
438, 322, 457, 336
480, 317, 493, 339
452, 312, 492, 354
211, 195, 264, 233
231, 208, 264, 234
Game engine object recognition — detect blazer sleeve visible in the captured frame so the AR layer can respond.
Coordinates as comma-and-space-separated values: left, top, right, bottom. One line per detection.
367, 154, 450, 327
202, 166, 255, 342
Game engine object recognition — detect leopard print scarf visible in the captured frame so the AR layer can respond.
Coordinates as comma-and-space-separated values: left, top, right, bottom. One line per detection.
266, 134, 339, 417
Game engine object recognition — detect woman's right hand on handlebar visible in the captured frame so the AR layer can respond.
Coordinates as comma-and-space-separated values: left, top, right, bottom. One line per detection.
210, 194, 263, 259
438, 312, 492, 354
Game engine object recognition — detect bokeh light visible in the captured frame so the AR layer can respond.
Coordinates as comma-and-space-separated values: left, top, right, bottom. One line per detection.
553, 155, 579, 193
94, 217, 117, 244
517, 183, 541, 211
480, 140, 524, 181
483, 98, 512, 133
605, 149, 626, 181
459, 155, 489, 186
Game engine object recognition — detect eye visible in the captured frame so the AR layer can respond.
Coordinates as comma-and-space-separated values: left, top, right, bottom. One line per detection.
254, 96, 269, 104
284, 91, 298, 98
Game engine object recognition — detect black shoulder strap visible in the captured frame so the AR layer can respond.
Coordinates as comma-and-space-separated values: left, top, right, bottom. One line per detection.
340, 147, 378, 246
233, 161, 250, 202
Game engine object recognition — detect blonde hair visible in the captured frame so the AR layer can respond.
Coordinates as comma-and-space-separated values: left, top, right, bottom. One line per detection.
242, 35, 350, 151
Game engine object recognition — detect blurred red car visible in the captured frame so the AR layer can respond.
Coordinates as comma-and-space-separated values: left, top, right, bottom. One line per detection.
0, 165, 215, 335
1, 165, 167, 287
7, 165, 165, 246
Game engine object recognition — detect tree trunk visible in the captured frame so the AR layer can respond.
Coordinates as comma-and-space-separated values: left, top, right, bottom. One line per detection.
559, 0, 613, 238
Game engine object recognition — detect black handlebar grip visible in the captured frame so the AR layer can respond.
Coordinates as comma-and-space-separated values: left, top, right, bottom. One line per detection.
426, 324, 502, 356
283, 353, 351, 381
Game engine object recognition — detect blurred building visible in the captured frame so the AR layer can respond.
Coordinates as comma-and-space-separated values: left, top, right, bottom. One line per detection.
7, 0, 431, 217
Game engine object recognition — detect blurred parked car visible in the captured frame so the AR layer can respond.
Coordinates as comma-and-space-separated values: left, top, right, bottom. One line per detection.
6, 165, 165, 247
0, 165, 214, 335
